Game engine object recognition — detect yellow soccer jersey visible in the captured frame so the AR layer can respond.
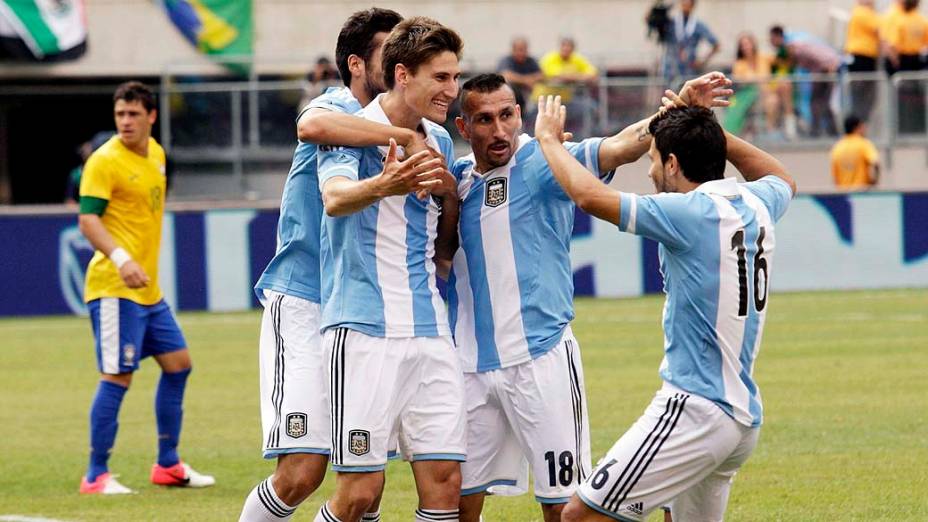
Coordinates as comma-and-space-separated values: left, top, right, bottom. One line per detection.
79, 136, 167, 305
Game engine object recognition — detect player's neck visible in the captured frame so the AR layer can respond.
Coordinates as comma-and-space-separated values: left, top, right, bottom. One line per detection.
380, 90, 423, 130
120, 136, 150, 157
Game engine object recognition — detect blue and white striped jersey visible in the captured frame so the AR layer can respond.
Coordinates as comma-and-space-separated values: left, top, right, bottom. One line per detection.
317, 93, 455, 338
255, 86, 361, 304
618, 176, 793, 427
449, 134, 612, 372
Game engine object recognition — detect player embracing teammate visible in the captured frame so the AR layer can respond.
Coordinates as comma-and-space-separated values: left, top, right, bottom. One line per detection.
236, 9, 794, 522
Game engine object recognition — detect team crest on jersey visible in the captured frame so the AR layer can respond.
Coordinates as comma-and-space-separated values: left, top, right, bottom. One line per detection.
348, 429, 370, 456
286, 412, 307, 438
122, 344, 136, 367
485, 177, 507, 207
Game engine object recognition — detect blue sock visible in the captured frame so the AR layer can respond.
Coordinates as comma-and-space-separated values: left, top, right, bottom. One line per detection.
88, 380, 128, 482
155, 368, 190, 467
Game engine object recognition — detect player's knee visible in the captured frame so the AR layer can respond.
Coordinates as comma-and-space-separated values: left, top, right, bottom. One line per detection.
274, 455, 326, 503
561, 498, 586, 522
101, 372, 133, 388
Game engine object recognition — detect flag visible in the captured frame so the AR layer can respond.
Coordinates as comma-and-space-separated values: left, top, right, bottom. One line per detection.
160, 0, 251, 67
0, 0, 87, 62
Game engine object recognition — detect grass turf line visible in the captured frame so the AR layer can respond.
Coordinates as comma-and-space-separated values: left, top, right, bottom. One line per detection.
0, 289, 925, 520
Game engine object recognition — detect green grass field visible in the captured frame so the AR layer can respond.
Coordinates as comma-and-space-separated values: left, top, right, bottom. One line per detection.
1, 289, 926, 521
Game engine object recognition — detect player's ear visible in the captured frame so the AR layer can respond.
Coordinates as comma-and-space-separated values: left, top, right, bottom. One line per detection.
454, 115, 469, 141
347, 54, 364, 78
395, 63, 408, 87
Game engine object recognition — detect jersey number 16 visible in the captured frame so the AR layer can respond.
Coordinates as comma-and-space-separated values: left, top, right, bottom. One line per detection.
731, 227, 768, 317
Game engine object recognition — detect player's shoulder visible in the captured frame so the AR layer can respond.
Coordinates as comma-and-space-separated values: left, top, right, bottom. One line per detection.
311, 86, 361, 113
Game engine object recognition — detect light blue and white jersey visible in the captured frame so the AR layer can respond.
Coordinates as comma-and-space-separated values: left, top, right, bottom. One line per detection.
449, 134, 612, 373
317, 93, 455, 338
255, 86, 361, 304
617, 176, 793, 427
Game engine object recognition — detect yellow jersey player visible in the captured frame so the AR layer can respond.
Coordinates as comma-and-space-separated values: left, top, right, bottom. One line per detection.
78, 81, 214, 494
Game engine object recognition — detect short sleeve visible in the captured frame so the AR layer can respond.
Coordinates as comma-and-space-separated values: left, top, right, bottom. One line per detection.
618, 192, 694, 252
743, 176, 794, 222
864, 141, 879, 164
564, 138, 614, 183
302, 88, 360, 120
318, 146, 362, 189
79, 153, 113, 201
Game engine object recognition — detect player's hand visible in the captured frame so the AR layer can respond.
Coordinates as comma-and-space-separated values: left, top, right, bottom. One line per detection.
535, 95, 569, 144
119, 261, 150, 289
664, 72, 733, 110
404, 133, 431, 158
376, 138, 444, 198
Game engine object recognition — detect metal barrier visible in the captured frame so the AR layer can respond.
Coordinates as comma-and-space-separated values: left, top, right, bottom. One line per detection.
3, 70, 928, 198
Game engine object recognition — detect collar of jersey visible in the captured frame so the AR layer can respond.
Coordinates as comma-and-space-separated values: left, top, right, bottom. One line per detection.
694, 176, 739, 197
362, 93, 438, 156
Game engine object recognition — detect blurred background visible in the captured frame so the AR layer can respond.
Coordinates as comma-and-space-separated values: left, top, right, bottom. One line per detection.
1, 0, 926, 316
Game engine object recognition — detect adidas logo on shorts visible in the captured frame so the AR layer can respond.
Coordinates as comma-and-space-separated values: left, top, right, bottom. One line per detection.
622, 501, 644, 516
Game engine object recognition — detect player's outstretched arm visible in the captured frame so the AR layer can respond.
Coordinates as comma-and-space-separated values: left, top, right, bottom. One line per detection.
596, 72, 733, 173
322, 139, 444, 217
535, 95, 621, 225
78, 213, 150, 288
298, 108, 429, 154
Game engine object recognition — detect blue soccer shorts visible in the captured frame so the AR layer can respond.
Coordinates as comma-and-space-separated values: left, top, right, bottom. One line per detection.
88, 298, 187, 374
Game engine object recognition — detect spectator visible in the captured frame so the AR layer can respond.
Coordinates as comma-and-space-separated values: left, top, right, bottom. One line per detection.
831, 115, 880, 190
882, 0, 928, 132
301, 56, 340, 108
534, 37, 599, 134
770, 25, 841, 137
533, 37, 598, 104
307, 56, 339, 84
497, 37, 543, 111
66, 131, 115, 204
845, 0, 882, 121
661, 0, 719, 87
727, 32, 782, 138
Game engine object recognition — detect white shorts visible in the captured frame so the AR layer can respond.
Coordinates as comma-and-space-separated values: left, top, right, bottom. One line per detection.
324, 327, 467, 472
460, 327, 591, 503
258, 290, 329, 458
577, 383, 760, 522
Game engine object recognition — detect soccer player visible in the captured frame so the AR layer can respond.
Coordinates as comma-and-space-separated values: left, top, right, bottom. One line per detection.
448, 72, 731, 522
313, 16, 465, 522
533, 88, 797, 521
238, 8, 446, 522
77, 82, 214, 494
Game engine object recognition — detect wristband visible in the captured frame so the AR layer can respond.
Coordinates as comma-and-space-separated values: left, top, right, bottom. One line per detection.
109, 247, 132, 269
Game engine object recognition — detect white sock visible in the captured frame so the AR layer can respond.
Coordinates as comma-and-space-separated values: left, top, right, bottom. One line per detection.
415, 508, 460, 521
361, 510, 381, 521
314, 502, 343, 522
239, 477, 297, 521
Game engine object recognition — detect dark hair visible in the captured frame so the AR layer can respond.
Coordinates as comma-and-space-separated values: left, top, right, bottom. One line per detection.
844, 114, 863, 134
647, 106, 727, 183
381, 16, 463, 90
113, 81, 155, 112
458, 73, 511, 114
335, 8, 403, 88
770, 25, 785, 38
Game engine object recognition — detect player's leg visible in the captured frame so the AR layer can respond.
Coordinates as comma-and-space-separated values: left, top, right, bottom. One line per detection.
399, 336, 467, 521
458, 371, 529, 522
315, 328, 403, 521
81, 298, 145, 494
669, 425, 759, 522
143, 300, 214, 487
241, 292, 332, 520
501, 330, 591, 522
568, 386, 746, 522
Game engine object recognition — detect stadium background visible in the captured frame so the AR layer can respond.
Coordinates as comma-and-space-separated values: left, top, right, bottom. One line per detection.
0, 0, 926, 520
